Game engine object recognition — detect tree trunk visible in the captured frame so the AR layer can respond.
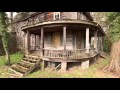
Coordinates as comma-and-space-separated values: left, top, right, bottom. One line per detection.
104, 39, 120, 75
4, 47, 10, 65
5, 50, 10, 65
2, 35, 11, 65
10, 12, 13, 31
10, 12, 13, 22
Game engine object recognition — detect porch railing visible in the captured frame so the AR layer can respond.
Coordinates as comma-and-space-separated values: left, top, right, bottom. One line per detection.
43, 48, 96, 59
44, 49, 63, 58
30, 46, 41, 50
29, 46, 96, 59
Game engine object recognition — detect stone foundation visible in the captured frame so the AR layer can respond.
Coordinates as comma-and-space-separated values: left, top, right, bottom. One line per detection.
81, 60, 89, 70
61, 62, 67, 71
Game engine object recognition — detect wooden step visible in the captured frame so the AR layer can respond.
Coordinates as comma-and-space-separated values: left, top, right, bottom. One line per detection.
16, 63, 30, 71
9, 68, 23, 77
17, 62, 34, 69
21, 60, 35, 65
9, 54, 41, 77
23, 58, 37, 63
11, 65, 27, 74
24, 55, 40, 59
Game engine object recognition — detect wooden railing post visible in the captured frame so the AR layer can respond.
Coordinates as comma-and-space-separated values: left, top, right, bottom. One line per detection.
41, 28, 44, 57
63, 26, 66, 58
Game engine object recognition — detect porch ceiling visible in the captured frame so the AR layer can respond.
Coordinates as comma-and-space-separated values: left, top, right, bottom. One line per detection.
27, 24, 97, 35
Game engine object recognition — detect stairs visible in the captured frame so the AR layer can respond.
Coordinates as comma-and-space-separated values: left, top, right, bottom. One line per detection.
9, 55, 41, 77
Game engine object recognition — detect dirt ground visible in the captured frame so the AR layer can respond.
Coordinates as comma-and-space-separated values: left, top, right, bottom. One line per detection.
0, 58, 119, 78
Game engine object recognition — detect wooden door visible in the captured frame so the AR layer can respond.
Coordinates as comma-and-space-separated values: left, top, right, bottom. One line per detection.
53, 32, 61, 48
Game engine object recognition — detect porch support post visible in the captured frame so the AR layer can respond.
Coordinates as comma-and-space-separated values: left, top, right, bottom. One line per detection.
63, 26, 66, 58
82, 27, 90, 70
25, 30, 30, 55
98, 32, 100, 51
41, 60, 45, 70
41, 28, 44, 57
94, 30, 98, 52
101, 37, 104, 51
39, 35, 40, 49
61, 62, 67, 71
74, 32, 77, 52
35, 34, 36, 50
86, 28, 90, 54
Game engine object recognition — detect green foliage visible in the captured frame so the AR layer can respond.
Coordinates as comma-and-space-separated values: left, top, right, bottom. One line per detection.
0, 12, 10, 50
26, 58, 110, 78
2, 32, 10, 51
108, 12, 120, 42
0, 12, 10, 64
0, 52, 23, 66
103, 37, 111, 53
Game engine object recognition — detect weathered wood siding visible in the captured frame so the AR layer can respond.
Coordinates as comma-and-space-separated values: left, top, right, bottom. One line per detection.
44, 33, 53, 49
77, 12, 89, 21
13, 21, 25, 50
0, 33, 17, 55
53, 32, 61, 48
44, 31, 74, 49
13, 12, 92, 51
66, 31, 73, 49
61, 12, 78, 20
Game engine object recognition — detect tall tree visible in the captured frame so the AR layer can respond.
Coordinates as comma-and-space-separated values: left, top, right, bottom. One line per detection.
10, 12, 13, 32
0, 12, 10, 65
104, 12, 120, 75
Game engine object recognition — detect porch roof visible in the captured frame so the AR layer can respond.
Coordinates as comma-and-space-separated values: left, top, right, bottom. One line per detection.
22, 20, 105, 36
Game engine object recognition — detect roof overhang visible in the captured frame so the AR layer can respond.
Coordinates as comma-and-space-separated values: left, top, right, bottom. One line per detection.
22, 20, 105, 36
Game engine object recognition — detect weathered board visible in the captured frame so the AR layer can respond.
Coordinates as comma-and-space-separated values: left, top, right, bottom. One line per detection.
66, 31, 73, 49
44, 33, 53, 49
77, 12, 89, 21
53, 32, 61, 48
61, 12, 78, 20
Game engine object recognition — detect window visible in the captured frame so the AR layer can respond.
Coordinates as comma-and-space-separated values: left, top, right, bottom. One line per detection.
53, 12, 60, 20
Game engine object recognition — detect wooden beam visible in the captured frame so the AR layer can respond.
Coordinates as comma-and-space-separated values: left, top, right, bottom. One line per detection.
86, 28, 90, 53
41, 28, 44, 56
63, 26, 66, 58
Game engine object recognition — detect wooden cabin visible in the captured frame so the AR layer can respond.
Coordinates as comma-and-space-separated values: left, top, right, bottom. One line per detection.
13, 12, 105, 71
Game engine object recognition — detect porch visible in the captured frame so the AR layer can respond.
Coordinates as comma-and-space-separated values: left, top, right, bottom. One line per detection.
24, 24, 103, 61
